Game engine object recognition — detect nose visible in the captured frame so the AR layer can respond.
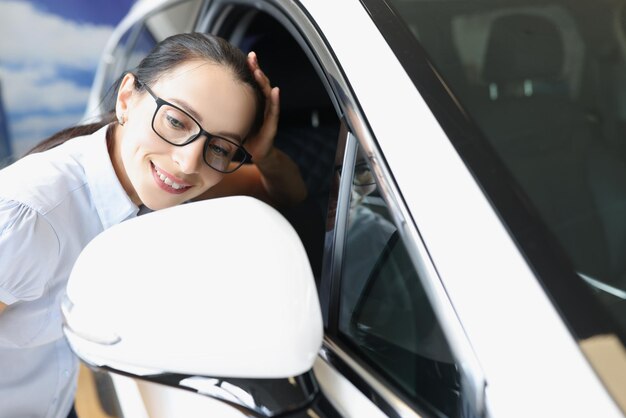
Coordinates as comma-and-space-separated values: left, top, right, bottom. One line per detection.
172, 138, 204, 174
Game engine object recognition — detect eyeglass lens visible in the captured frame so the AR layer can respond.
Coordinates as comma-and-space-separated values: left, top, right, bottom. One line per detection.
354, 162, 375, 186
154, 103, 244, 172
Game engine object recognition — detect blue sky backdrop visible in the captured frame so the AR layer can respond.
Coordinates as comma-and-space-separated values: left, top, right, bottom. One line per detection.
0, 0, 135, 157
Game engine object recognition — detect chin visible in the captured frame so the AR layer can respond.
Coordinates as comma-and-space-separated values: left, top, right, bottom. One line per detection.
139, 194, 187, 211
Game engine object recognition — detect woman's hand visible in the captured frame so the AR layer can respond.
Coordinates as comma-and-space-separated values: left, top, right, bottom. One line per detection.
245, 51, 280, 164
195, 51, 306, 206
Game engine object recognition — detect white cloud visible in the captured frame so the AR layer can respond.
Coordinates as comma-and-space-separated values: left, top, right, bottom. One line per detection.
0, 1, 114, 70
9, 112, 85, 157
0, 65, 91, 112
0, 1, 119, 154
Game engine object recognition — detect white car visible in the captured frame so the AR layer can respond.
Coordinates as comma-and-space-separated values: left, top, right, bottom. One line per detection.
65, 0, 626, 417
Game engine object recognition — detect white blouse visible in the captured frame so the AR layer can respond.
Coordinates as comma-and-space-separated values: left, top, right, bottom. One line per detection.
0, 124, 139, 418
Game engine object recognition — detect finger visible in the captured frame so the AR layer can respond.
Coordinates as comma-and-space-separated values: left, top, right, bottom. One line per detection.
270, 86, 280, 115
253, 66, 270, 85
247, 53, 269, 82
253, 67, 266, 84
247, 51, 259, 72
255, 68, 272, 97
265, 86, 280, 123
257, 86, 280, 139
248, 51, 267, 82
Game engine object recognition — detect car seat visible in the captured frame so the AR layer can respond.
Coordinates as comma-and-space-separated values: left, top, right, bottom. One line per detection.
471, 13, 626, 287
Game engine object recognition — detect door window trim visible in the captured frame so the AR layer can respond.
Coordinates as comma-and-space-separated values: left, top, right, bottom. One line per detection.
320, 336, 424, 418
329, 130, 486, 417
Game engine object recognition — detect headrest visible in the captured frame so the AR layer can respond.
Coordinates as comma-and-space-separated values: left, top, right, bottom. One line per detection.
482, 14, 564, 83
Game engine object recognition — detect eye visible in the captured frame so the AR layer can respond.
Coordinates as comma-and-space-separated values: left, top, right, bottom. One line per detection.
356, 166, 370, 176
166, 114, 186, 130
208, 142, 230, 157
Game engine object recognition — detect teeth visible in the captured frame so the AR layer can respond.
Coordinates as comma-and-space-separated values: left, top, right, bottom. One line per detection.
154, 167, 186, 190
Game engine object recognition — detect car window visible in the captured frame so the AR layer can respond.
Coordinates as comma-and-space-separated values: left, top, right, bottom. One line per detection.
367, 0, 626, 365
100, 24, 148, 98
122, 25, 157, 76
99, 0, 205, 109
361, 0, 626, 406
338, 145, 461, 417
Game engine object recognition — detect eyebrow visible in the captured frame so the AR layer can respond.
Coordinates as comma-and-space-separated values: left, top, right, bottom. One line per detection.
168, 97, 243, 143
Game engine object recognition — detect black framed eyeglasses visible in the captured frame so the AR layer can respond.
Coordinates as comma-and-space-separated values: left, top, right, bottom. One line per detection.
335, 161, 376, 187
353, 161, 376, 186
137, 78, 251, 173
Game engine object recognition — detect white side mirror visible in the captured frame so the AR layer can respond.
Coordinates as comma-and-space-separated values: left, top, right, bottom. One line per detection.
62, 196, 323, 380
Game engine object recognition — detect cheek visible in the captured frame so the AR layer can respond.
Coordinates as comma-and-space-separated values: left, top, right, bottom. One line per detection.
203, 165, 228, 186
121, 128, 164, 164
198, 169, 225, 190
123, 104, 164, 153
120, 137, 146, 177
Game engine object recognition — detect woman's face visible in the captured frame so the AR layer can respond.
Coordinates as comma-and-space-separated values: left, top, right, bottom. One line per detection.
111, 60, 256, 210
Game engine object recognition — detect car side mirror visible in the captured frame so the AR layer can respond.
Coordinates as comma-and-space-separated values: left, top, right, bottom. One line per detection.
62, 196, 324, 416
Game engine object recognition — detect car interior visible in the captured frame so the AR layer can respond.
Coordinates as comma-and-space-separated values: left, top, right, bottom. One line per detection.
393, 0, 626, 327
213, 10, 342, 281
469, 11, 626, 286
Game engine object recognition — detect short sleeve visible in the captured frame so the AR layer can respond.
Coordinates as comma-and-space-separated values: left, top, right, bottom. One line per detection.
0, 199, 59, 304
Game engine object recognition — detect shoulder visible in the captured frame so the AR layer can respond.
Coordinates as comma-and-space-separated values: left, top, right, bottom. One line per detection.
0, 199, 60, 303
0, 198, 59, 245
0, 135, 95, 214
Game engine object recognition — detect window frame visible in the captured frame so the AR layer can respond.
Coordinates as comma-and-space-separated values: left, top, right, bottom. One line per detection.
325, 130, 486, 418
335, 149, 461, 416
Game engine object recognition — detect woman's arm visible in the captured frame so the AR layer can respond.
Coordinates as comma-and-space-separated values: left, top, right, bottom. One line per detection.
195, 52, 307, 207
0, 302, 6, 314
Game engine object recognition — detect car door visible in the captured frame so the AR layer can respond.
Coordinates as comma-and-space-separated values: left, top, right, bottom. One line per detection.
308, 0, 624, 416
312, 114, 486, 418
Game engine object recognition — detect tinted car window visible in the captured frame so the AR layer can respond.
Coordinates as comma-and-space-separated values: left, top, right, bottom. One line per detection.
101, 0, 204, 104
371, 0, 626, 349
339, 146, 461, 416
122, 26, 156, 77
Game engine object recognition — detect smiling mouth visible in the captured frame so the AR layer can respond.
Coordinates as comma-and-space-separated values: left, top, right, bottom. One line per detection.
151, 162, 192, 194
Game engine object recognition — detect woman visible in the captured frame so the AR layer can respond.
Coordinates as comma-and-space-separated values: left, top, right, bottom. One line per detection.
0, 32, 306, 417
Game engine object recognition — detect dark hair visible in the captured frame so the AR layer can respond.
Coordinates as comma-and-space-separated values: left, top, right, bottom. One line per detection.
27, 33, 265, 155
